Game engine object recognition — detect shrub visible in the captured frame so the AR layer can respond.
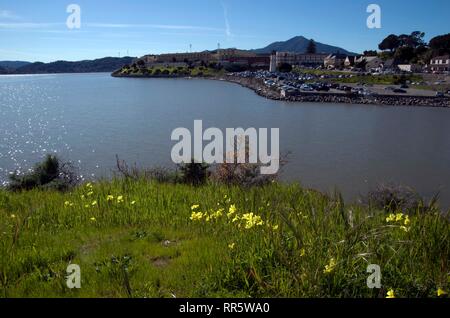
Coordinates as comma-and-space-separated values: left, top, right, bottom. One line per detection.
367, 183, 439, 213
114, 156, 180, 183
178, 160, 209, 186
8, 155, 78, 192
212, 162, 275, 187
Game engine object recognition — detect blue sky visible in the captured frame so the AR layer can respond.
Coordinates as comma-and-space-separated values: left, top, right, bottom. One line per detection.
0, 0, 449, 62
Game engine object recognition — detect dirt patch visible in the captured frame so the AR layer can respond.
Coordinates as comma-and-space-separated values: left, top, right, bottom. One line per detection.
150, 256, 172, 268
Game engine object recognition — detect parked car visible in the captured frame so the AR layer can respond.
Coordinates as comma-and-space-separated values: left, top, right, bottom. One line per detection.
316, 85, 330, 92
435, 92, 445, 97
300, 84, 314, 91
393, 89, 407, 94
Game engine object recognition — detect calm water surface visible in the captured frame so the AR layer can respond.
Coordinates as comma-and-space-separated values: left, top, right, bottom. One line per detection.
1, 73, 449, 208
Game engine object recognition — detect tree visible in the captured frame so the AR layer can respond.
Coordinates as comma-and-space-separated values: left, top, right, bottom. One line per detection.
306, 39, 317, 54
397, 32, 425, 48
277, 63, 292, 73
429, 33, 450, 55
394, 46, 415, 63
378, 34, 400, 52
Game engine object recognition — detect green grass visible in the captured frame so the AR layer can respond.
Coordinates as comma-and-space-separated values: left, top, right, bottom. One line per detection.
0, 179, 449, 298
119, 66, 224, 78
328, 74, 424, 85
293, 67, 424, 86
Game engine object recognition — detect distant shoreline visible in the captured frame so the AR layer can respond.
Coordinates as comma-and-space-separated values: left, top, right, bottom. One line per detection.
111, 72, 450, 108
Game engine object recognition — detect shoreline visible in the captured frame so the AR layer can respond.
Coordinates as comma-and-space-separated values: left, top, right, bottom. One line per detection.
112, 72, 450, 108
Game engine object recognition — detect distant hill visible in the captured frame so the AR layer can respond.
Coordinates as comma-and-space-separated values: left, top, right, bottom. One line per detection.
3, 57, 134, 75
253, 36, 358, 56
0, 61, 31, 70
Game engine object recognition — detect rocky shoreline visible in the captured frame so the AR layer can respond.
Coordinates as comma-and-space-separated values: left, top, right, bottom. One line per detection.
112, 73, 450, 108
220, 75, 450, 108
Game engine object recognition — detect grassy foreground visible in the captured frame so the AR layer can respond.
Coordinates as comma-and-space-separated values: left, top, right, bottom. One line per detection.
0, 179, 449, 298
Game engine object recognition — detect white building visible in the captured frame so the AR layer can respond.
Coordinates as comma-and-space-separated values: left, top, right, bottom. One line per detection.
270, 53, 277, 72
429, 55, 450, 72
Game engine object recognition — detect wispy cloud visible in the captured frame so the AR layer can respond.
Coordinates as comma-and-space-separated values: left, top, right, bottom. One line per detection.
221, 1, 232, 38
0, 22, 62, 29
0, 21, 224, 33
85, 23, 224, 32
0, 10, 20, 20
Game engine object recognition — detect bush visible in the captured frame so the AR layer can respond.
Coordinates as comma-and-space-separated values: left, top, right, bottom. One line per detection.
179, 160, 209, 186
213, 162, 275, 187
367, 183, 439, 213
8, 155, 78, 192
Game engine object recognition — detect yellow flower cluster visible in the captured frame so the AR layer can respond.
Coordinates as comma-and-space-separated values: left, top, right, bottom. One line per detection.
386, 213, 410, 232
386, 289, 396, 298
190, 211, 204, 221
241, 213, 264, 229
323, 258, 337, 274
189, 201, 273, 231
437, 288, 447, 297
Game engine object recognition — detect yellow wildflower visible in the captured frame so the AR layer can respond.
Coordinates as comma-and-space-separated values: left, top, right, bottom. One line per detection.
86, 183, 92, 188
228, 243, 235, 250
395, 213, 403, 222
386, 289, 396, 298
90, 217, 96, 222
400, 226, 410, 233
117, 195, 124, 203
437, 288, 447, 297
87, 191, 94, 197
81, 195, 85, 200
91, 200, 98, 206
131, 200, 136, 205
84, 204, 90, 208
190, 211, 203, 221
106, 195, 114, 201
191, 204, 200, 211
227, 204, 237, 218
404, 215, 410, 226
272, 224, 279, 231
323, 258, 337, 274
300, 248, 306, 257
10, 214, 16, 219
232, 215, 240, 223
242, 213, 264, 229
386, 214, 396, 223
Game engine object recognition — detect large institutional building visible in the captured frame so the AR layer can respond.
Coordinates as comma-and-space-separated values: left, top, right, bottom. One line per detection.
141, 49, 270, 68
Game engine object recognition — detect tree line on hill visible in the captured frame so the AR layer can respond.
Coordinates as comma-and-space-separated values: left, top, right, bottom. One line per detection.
377, 32, 450, 63
0, 57, 135, 75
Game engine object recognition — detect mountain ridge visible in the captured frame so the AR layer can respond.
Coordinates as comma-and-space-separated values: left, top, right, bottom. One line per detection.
0, 57, 134, 75
252, 36, 358, 55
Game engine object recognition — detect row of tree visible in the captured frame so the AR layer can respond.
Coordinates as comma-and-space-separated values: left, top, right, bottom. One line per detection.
377, 32, 450, 64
